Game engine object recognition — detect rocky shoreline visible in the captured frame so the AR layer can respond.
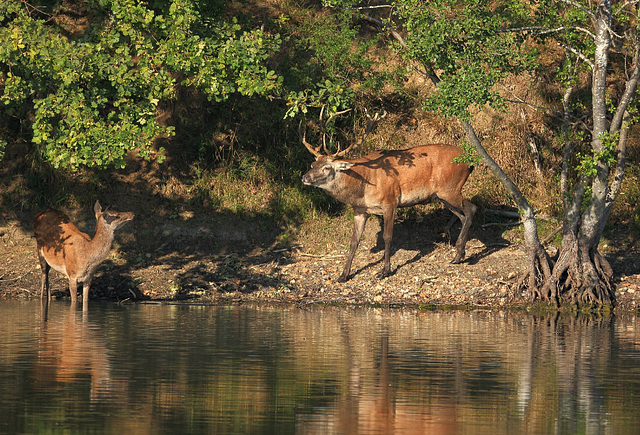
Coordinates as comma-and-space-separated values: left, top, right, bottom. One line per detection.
3, 217, 639, 313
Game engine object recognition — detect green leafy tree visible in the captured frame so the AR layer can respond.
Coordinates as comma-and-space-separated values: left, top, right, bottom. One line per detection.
0, 0, 281, 170
521, 0, 639, 305
317, 0, 639, 307
281, 6, 389, 130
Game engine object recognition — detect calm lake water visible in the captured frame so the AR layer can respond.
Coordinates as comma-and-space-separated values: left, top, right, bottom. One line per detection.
1, 301, 639, 434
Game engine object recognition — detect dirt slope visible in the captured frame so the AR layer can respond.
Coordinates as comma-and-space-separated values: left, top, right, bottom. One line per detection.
2, 205, 639, 312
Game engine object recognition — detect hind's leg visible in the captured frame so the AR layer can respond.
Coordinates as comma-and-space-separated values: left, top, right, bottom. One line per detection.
82, 278, 92, 311
38, 254, 51, 301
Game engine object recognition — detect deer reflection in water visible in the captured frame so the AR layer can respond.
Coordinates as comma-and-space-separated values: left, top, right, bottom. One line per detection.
37, 300, 126, 405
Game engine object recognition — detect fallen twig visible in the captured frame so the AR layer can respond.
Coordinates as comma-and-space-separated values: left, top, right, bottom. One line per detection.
296, 252, 344, 259
481, 222, 521, 228
298, 297, 346, 308
542, 226, 562, 246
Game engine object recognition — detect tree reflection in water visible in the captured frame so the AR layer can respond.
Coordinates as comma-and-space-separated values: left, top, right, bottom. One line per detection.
0, 303, 639, 433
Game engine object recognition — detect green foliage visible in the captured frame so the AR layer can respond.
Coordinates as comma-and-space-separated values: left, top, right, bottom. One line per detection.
452, 141, 480, 166
285, 80, 354, 119
393, 0, 526, 120
282, 8, 383, 119
575, 131, 619, 178
320, 0, 529, 121
0, 0, 281, 170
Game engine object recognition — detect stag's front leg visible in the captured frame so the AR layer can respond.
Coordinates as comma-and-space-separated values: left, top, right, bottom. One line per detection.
380, 206, 396, 278
338, 210, 370, 282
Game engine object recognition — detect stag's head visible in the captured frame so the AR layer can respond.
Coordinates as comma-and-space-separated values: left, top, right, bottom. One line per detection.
300, 107, 386, 188
302, 155, 354, 187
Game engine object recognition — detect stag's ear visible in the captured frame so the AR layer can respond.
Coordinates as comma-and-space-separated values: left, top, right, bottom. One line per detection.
94, 200, 102, 215
334, 161, 354, 172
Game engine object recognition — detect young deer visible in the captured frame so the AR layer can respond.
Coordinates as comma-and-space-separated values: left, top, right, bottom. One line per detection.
34, 201, 134, 308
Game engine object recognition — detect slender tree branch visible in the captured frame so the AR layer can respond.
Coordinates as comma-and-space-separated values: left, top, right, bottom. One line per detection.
595, 110, 631, 243
348, 4, 392, 10
558, 0, 597, 23
499, 83, 592, 133
560, 83, 575, 213
610, 49, 640, 133
616, 0, 640, 11
503, 26, 596, 40
560, 42, 596, 68
606, 111, 630, 206
360, 14, 441, 84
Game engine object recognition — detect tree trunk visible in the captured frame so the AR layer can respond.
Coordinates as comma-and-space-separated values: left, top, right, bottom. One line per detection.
459, 121, 557, 302
550, 3, 616, 306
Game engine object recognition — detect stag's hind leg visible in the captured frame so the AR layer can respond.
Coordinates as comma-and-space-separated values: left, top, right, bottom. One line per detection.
441, 198, 476, 264
380, 206, 397, 278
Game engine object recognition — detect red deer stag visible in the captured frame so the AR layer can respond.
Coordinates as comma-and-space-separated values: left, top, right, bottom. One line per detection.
301, 109, 476, 282
34, 201, 134, 309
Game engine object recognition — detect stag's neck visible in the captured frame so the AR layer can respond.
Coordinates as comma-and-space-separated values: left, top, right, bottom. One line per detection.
323, 172, 366, 205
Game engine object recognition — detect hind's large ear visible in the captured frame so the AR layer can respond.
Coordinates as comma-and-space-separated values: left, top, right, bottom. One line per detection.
94, 200, 102, 215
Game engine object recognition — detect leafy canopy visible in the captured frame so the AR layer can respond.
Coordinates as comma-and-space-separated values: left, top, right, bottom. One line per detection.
0, 0, 281, 170
316, 0, 530, 121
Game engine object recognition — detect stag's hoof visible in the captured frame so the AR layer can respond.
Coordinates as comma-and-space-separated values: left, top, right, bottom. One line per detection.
377, 270, 391, 280
337, 275, 349, 283
450, 258, 463, 264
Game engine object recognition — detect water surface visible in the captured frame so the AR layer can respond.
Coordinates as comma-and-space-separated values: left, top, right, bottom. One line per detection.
1, 300, 639, 434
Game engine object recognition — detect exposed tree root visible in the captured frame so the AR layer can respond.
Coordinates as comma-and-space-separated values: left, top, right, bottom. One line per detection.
516, 235, 615, 307
516, 246, 555, 304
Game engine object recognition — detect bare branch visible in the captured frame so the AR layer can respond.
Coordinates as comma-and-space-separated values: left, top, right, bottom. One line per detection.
557, 0, 597, 22
348, 4, 392, 10
503, 26, 596, 39
560, 83, 575, 213
498, 83, 592, 133
606, 111, 631, 206
559, 41, 595, 68
360, 13, 442, 86
615, 0, 640, 15
610, 50, 640, 133
618, 0, 640, 8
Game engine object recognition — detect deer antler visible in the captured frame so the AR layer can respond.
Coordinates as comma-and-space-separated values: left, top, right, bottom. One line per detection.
300, 106, 352, 158
334, 109, 387, 157
300, 107, 386, 158
321, 107, 352, 155
299, 119, 322, 157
